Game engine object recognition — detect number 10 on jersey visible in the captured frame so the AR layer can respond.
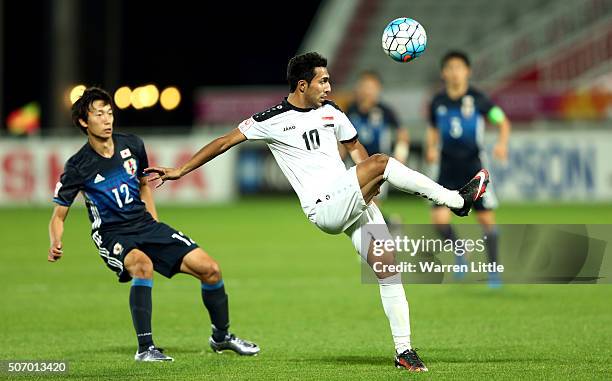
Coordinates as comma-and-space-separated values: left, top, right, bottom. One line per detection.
302, 129, 320, 150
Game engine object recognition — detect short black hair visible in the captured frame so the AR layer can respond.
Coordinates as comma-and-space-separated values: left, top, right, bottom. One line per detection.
441, 50, 471, 69
287, 52, 327, 92
71, 87, 113, 135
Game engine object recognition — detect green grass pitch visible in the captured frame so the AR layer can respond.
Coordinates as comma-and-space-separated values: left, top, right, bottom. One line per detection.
1, 197, 611, 380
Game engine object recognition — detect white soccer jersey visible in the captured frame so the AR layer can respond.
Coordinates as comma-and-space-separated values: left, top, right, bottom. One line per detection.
238, 99, 358, 218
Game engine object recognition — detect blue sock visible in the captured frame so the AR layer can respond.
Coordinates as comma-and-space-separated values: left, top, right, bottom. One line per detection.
130, 278, 154, 352
201, 280, 229, 342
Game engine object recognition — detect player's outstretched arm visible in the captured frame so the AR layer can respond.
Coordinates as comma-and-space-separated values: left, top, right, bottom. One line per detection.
48, 205, 69, 262
145, 127, 247, 186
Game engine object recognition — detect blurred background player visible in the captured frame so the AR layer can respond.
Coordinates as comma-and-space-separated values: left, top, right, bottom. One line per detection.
48, 87, 259, 361
425, 51, 511, 286
346, 70, 410, 225
346, 70, 410, 171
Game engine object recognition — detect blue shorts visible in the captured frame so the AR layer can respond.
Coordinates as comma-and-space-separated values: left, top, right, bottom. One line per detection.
91, 221, 199, 282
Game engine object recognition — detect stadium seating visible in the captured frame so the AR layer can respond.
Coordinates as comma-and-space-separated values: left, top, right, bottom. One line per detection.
336, 0, 555, 87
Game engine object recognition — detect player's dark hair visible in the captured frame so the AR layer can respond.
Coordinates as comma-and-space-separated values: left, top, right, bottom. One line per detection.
71, 87, 113, 135
287, 52, 328, 92
358, 69, 382, 84
441, 50, 471, 69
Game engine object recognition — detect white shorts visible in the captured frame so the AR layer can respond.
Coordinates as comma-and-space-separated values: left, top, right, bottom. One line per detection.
310, 166, 393, 260
344, 202, 393, 261
311, 166, 369, 235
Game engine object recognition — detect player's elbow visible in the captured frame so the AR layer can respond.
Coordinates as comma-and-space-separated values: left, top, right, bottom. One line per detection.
217, 135, 239, 154
219, 129, 246, 153
218, 138, 233, 153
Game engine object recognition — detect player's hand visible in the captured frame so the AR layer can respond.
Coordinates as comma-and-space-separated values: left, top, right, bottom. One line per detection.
144, 167, 182, 188
48, 242, 63, 262
493, 142, 508, 162
425, 148, 438, 164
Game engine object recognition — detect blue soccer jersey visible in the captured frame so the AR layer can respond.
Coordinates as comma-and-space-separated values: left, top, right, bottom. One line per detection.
346, 102, 400, 155
53, 133, 154, 231
429, 87, 495, 161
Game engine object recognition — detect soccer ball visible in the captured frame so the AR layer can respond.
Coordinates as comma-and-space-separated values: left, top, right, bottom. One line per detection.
382, 18, 427, 63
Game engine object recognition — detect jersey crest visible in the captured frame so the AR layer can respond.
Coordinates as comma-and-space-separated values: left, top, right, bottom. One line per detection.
123, 158, 137, 176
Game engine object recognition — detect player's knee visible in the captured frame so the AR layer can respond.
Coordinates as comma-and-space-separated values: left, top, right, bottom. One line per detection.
199, 259, 221, 284
125, 251, 153, 279
134, 261, 153, 279
371, 153, 389, 173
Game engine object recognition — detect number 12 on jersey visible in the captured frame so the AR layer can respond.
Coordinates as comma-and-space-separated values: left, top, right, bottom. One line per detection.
111, 183, 134, 208
302, 129, 320, 150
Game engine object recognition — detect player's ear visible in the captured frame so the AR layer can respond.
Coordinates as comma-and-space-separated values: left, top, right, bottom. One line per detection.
78, 118, 88, 128
298, 80, 307, 93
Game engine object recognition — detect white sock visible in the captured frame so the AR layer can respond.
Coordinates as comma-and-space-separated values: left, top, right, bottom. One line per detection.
379, 273, 412, 354
383, 157, 463, 209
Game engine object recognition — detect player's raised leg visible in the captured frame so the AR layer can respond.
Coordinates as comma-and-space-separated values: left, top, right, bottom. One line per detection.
356, 153, 462, 207
124, 249, 173, 362
356, 154, 489, 215
179, 248, 260, 356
